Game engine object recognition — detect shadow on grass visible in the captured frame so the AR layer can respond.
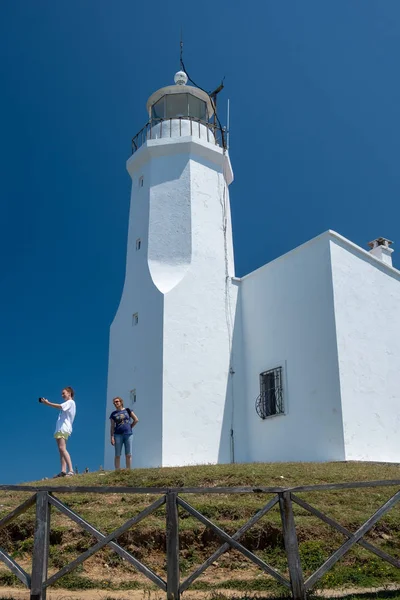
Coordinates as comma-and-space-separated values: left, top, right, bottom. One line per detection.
315, 591, 400, 600
206, 590, 400, 600
185, 590, 400, 600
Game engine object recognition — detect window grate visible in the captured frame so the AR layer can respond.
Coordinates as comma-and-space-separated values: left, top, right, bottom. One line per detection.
255, 367, 284, 419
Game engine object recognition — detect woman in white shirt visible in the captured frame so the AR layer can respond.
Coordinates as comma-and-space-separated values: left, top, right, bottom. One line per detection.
41, 386, 76, 477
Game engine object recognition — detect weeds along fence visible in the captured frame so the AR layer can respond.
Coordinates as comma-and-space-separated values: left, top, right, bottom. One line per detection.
0, 480, 400, 600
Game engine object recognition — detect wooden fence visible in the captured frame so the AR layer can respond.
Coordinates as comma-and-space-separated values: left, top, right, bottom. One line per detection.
0, 480, 400, 600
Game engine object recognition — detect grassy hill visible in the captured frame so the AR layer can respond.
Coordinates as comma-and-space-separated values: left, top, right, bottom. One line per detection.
0, 462, 399, 595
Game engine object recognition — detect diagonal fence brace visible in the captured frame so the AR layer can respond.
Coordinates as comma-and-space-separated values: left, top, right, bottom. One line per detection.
46, 494, 166, 590
304, 489, 400, 590
180, 494, 280, 592
292, 494, 400, 570
0, 494, 37, 588
0, 494, 37, 530
0, 548, 31, 588
177, 496, 290, 588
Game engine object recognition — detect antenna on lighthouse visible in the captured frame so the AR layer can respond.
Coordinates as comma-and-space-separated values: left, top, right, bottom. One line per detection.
178, 37, 227, 149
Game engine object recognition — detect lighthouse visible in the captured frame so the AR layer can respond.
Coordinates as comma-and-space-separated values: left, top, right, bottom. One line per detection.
105, 71, 237, 469
104, 68, 400, 469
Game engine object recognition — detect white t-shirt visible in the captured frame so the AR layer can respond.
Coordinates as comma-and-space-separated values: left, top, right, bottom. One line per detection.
54, 399, 76, 435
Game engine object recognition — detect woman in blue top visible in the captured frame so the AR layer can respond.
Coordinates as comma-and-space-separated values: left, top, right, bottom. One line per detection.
109, 397, 139, 470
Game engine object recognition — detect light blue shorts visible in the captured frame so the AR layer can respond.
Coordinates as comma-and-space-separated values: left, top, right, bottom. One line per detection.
114, 433, 132, 457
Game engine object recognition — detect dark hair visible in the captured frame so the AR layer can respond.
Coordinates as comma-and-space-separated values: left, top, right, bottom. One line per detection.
113, 396, 124, 407
64, 386, 75, 399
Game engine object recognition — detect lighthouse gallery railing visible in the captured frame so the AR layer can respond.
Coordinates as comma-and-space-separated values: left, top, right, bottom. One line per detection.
131, 116, 227, 154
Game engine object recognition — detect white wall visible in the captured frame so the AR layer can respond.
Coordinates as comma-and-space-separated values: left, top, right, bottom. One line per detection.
152, 139, 237, 465
239, 232, 346, 462
228, 281, 249, 463
330, 235, 400, 462
105, 154, 164, 470
106, 135, 237, 468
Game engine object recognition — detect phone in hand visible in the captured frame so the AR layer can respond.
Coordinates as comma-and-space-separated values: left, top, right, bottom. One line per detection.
38, 397, 44, 403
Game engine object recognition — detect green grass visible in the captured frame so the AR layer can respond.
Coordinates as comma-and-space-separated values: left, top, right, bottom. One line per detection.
25, 460, 400, 488
0, 462, 399, 593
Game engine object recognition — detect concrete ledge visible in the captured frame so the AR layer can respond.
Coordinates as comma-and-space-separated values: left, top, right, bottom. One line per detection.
127, 137, 233, 184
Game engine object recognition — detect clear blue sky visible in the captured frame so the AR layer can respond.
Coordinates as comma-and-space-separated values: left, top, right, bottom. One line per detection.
1, 1, 399, 483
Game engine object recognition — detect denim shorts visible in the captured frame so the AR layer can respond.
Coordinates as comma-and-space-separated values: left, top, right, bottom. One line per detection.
114, 433, 132, 457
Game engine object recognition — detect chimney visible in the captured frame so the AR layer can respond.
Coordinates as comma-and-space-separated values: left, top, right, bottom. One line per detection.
368, 237, 394, 267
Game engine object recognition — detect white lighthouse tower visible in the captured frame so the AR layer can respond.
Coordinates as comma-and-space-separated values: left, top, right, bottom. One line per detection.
105, 71, 237, 469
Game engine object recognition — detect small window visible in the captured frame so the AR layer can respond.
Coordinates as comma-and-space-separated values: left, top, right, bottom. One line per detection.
166, 93, 189, 118
136, 238, 141, 251
132, 313, 139, 326
139, 176, 144, 188
188, 95, 207, 120
255, 367, 284, 419
130, 389, 137, 404
152, 97, 166, 120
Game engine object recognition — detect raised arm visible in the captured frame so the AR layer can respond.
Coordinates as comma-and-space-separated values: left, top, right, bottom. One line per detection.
41, 399, 63, 409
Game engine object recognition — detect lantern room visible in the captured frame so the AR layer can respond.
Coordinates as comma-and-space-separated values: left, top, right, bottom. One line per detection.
146, 71, 214, 123
131, 72, 226, 153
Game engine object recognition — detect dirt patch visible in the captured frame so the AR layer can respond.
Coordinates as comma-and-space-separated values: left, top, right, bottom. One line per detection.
0, 588, 261, 600
1, 584, 400, 600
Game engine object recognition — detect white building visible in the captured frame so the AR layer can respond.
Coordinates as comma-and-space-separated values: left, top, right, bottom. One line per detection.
105, 72, 400, 469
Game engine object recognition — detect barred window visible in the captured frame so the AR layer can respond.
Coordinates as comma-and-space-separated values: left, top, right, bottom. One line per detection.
255, 367, 284, 419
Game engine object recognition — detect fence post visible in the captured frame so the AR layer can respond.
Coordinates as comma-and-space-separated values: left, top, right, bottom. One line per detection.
279, 491, 305, 600
166, 491, 180, 600
30, 491, 51, 600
